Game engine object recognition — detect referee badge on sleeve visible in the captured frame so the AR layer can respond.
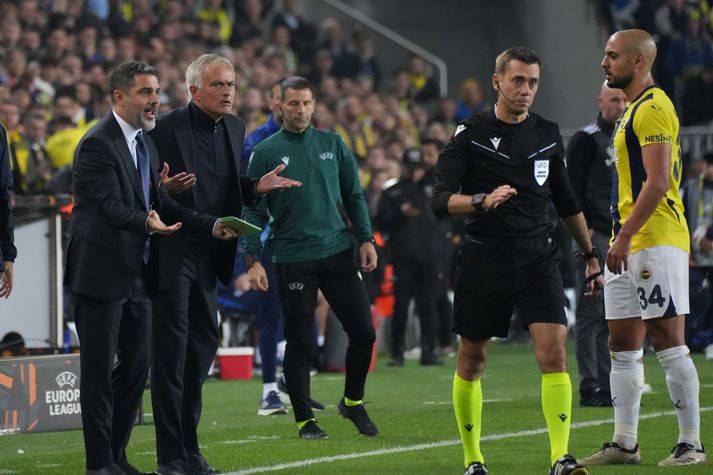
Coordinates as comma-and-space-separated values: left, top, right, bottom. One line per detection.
534, 160, 549, 185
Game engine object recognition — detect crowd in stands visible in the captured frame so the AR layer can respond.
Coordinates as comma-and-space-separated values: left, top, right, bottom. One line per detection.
596, 0, 713, 126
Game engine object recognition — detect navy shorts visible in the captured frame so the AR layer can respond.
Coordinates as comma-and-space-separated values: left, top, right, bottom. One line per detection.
453, 235, 566, 340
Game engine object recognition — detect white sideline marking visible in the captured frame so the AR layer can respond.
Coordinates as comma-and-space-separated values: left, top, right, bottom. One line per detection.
225, 406, 713, 474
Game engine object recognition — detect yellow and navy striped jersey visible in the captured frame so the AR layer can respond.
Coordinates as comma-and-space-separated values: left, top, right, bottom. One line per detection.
610, 85, 689, 253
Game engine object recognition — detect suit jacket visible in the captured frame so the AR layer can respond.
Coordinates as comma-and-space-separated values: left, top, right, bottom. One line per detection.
0, 126, 16, 272
64, 112, 215, 302
148, 104, 258, 290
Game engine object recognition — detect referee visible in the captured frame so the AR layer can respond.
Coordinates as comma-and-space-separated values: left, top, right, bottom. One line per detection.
431, 47, 603, 475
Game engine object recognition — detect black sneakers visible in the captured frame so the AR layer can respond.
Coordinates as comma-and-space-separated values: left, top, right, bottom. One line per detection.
337, 398, 379, 436
298, 420, 328, 439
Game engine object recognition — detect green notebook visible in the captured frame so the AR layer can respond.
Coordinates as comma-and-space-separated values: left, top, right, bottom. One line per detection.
218, 216, 262, 236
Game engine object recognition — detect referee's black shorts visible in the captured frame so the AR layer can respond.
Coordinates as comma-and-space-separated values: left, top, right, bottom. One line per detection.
453, 234, 566, 341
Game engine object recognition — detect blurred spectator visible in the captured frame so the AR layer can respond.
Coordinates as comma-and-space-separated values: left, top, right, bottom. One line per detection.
654, 0, 692, 95
405, 54, 439, 104
45, 116, 84, 170
321, 17, 359, 79
196, 0, 232, 45
335, 94, 377, 160
271, 0, 318, 64
666, 9, 713, 108
264, 25, 298, 74
232, 0, 269, 46
4, 49, 28, 87
352, 29, 380, 90
17, 113, 52, 194
455, 78, 486, 121
681, 64, 713, 125
53, 85, 88, 127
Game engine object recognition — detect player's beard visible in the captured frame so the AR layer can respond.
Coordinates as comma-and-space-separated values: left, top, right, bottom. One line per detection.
607, 71, 634, 90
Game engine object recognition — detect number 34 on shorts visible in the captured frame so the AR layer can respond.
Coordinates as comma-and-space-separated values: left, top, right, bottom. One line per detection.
637, 283, 666, 310
604, 246, 690, 320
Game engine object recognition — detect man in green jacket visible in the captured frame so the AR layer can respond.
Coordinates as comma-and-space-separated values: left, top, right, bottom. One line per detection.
244, 76, 379, 439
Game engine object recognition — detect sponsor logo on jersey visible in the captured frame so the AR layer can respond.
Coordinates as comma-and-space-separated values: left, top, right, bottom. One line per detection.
490, 137, 501, 150
641, 269, 652, 280
288, 282, 305, 291
534, 159, 549, 186
281, 156, 290, 166
643, 133, 672, 144
319, 152, 334, 160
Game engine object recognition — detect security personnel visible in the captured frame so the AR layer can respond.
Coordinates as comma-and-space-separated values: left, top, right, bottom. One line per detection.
431, 47, 602, 475
566, 81, 626, 407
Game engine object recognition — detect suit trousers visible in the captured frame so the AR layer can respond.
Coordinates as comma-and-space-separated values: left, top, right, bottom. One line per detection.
151, 250, 219, 464
390, 259, 440, 357
74, 270, 151, 470
573, 229, 611, 396
276, 248, 375, 423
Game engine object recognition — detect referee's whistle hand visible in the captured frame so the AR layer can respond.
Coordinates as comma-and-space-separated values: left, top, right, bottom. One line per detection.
485, 185, 517, 210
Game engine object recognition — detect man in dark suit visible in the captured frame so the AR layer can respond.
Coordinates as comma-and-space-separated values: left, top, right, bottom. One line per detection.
0, 125, 16, 299
149, 54, 300, 475
65, 61, 239, 475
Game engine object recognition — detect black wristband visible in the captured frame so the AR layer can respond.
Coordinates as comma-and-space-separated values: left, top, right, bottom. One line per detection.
360, 237, 376, 245
581, 246, 599, 261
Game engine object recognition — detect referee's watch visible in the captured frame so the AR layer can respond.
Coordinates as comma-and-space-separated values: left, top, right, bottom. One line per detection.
581, 246, 600, 261
471, 193, 488, 213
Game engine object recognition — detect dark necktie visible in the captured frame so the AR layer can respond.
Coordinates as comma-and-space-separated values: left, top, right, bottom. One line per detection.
135, 131, 151, 264
135, 131, 150, 210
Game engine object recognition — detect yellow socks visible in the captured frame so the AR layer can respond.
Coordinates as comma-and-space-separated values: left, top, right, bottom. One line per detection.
541, 372, 572, 466
453, 372, 484, 467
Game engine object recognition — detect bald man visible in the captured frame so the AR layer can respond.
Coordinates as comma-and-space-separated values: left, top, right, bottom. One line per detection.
566, 82, 626, 408
581, 29, 707, 467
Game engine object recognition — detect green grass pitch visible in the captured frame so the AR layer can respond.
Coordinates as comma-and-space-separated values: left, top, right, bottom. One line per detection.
0, 343, 710, 474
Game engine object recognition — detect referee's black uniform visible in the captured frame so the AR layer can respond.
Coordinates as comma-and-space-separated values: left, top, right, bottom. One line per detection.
431, 108, 582, 340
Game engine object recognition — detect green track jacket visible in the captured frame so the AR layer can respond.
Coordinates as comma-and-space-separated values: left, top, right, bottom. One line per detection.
243, 127, 372, 263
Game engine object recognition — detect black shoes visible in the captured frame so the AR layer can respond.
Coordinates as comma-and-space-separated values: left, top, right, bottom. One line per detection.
114, 459, 152, 475
155, 459, 196, 475
464, 462, 488, 474
187, 452, 221, 474
550, 454, 589, 475
420, 351, 443, 366
298, 420, 329, 439
337, 398, 379, 436
579, 388, 612, 407
277, 374, 325, 411
387, 355, 404, 366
